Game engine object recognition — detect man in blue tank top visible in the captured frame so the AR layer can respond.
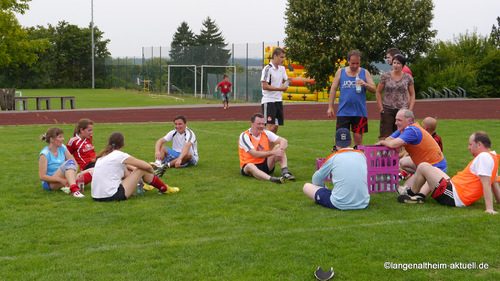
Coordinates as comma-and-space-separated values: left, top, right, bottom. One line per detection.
327, 50, 376, 146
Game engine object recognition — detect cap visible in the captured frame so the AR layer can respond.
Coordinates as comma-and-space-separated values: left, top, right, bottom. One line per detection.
335, 128, 351, 147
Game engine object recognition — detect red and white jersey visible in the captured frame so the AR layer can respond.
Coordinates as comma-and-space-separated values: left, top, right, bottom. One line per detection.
67, 135, 96, 170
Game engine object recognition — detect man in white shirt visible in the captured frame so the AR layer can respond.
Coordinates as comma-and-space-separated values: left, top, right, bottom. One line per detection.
261, 47, 292, 134
151, 115, 198, 177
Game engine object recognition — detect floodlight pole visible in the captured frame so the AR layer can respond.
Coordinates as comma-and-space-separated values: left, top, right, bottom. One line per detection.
91, 0, 95, 89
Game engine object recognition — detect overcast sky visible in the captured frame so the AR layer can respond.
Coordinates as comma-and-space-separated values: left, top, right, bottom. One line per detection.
16, 0, 500, 58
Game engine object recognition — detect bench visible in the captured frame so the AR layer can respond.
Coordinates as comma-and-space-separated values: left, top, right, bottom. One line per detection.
13, 96, 75, 110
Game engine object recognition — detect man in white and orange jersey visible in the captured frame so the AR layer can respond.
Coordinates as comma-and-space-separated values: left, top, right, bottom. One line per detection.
397, 131, 500, 214
238, 113, 295, 184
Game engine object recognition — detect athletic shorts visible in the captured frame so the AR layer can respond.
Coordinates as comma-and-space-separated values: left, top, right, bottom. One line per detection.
161, 147, 197, 167
93, 184, 127, 202
262, 102, 284, 126
241, 158, 275, 176
83, 162, 95, 171
431, 177, 456, 206
379, 107, 399, 138
314, 187, 339, 209
221, 93, 229, 103
336, 116, 368, 134
432, 157, 448, 173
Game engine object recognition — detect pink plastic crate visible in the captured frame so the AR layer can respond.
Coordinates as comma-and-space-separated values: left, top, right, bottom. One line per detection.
358, 145, 399, 194
316, 158, 332, 182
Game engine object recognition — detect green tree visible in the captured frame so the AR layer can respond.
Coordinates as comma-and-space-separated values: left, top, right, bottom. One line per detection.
0, 0, 49, 68
169, 21, 196, 65
284, 0, 436, 91
411, 30, 500, 98
195, 17, 231, 66
4, 21, 110, 88
490, 16, 500, 48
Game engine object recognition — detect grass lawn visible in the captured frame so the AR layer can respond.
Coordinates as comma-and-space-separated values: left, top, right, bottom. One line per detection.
16, 89, 230, 110
0, 119, 499, 280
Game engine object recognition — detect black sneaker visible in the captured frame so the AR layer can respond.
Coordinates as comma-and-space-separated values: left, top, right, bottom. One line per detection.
397, 194, 425, 204
270, 176, 285, 184
282, 172, 296, 181
156, 165, 167, 178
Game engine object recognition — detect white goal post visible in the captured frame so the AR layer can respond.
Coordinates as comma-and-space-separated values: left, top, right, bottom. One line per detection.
167, 65, 197, 96
200, 65, 236, 100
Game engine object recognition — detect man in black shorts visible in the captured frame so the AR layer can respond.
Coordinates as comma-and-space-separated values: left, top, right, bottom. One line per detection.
327, 50, 376, 146
260, 47, 292, 134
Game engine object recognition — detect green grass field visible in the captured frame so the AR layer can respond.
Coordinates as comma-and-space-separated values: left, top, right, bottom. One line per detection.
1, 118, 499, 280
16, 89, 226, 110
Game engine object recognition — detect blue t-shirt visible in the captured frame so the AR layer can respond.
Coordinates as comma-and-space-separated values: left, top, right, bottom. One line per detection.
337, 68, 367, 117
39, 145, 67, 178
390, 123, 422, 145
313, 149, 370, 210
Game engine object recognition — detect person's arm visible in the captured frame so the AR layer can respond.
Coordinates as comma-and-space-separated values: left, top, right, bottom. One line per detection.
261, 81, 287, 92
480, 175, 498, 214
492, 180, 500, 204
123, 156, 154, 174
154, 137, 167, 160
408, 85, 415, 111
175, 142, 192, 168
362, 70, 377, 93
38, 155, 67, 185
274, 136, 288, 151
375, 136, 405, 149
312, 157, 333, 187
327, 69, 341, 117
375, 82, 385, 112
64, 149, 76, 162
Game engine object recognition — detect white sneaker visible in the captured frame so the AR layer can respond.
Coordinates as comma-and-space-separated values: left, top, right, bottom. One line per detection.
72, 191, 85, 198
61, 186, 70, 194
150, 160, 164, 170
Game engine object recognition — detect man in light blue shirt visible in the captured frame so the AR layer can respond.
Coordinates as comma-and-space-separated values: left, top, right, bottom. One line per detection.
303, 128, 370, 210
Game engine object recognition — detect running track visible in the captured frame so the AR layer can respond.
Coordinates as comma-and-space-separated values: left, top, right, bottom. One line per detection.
1, 99, 499, 125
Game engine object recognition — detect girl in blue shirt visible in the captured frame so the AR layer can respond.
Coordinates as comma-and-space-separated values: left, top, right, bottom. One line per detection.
38, 127, 84, 198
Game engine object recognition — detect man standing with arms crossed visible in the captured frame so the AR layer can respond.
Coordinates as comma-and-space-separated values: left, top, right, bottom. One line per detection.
327, 50, 377, 146
261, 47, 292, 134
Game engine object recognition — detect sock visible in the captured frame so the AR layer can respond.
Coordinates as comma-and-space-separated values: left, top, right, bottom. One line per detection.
69, 184, 79, 194
417, 193, 426, 198
82, 171, 93, 185
407, 188, 416, 196
401, 170, 411, 178
281, 167, 289, 175
148, 175, 168, 192
166, 163, 170, 168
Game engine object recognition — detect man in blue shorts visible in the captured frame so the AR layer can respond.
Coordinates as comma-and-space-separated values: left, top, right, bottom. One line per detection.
151, 115, 198, 177
303, 128, 370, 210
327, 50, 377, 146
375, 109, 447, 196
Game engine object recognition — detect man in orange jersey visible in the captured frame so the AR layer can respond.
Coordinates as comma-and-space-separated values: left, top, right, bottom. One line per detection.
396, 131, 500, 214
376, 109, 447, 196
238, 113, 295, 184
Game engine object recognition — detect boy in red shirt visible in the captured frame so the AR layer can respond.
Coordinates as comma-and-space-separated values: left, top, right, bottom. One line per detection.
215, 75, 232, 109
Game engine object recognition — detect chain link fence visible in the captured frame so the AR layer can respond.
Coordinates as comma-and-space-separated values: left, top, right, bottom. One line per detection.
104, 42, 283, 102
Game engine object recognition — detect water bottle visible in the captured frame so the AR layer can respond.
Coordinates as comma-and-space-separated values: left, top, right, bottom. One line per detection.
283, 81, 289, 87
136, 182, 145, 196
355, 74, 361, 93
77, 174, 85, 192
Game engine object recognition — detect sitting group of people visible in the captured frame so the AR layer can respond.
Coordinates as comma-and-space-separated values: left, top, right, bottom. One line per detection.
37, 110, 499, 214
38, 115, 196, 201
307, 108, 499, 214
